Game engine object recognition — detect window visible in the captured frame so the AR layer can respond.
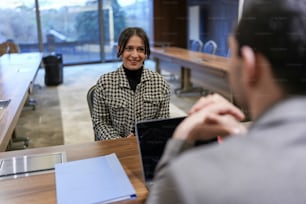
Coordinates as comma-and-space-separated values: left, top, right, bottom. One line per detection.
0, 0, 38, 52
0, 0, 153, 65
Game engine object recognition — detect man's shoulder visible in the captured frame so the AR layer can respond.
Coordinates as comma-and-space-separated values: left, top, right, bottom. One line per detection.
170, 137, 253, 174
165, 138, 259, 195
167, 134, 306, 203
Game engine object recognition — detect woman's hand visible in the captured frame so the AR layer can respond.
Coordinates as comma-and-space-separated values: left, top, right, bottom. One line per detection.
127, 133, 135, 138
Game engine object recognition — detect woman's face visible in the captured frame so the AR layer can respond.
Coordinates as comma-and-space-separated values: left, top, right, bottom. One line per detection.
120, 35, 146, 70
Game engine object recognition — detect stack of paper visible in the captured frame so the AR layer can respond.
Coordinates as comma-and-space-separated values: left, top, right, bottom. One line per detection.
0, 99, 10, 120
55, 153, 136, 204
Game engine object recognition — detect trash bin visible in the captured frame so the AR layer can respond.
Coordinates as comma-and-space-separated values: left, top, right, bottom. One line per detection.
43, 53, 63, 86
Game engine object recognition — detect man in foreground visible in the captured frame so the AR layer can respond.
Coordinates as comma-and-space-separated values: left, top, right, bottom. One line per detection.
146, 0, 306, 203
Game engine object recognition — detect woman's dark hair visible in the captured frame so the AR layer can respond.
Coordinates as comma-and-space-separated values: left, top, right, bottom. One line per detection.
234, 0, 306, 94
117, 27, 150, 58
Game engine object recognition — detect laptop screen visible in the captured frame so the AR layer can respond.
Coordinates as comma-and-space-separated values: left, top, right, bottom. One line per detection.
135, 116, 186, 182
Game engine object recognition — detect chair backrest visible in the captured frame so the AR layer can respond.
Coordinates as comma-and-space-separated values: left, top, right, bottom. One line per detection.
190, 39, 203, 52
0, 40, 20, 56
6, 40, 20, 53
87, 85, 96, 117
0, 43, 7, 56
203, 40, 218, 55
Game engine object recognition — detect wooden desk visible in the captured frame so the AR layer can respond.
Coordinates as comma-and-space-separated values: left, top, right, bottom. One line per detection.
0, 52, 42, 151
0, 138, 148, 204
151, 47, 232, 99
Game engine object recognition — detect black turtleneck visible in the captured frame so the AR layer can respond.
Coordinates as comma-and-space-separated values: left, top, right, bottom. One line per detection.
123, 66, 143, 91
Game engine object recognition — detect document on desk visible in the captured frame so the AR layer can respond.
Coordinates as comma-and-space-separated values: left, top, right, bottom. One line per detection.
0, 109, 3, 120
55, 153, 136, 204
0, 99, 11, 109
0, 99, 11, 120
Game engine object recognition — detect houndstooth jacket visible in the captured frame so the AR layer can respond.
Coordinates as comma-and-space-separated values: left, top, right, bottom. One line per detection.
92, 65, 170, 140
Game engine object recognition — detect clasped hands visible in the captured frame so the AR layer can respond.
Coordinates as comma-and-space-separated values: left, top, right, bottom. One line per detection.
173, 94, 247, 144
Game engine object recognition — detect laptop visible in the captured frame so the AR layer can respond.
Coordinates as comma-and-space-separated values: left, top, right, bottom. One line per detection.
135, 116, 219, 189
135, 116, 186, 189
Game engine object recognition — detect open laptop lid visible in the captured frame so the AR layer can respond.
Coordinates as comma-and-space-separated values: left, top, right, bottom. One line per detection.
135, 116, 186, 185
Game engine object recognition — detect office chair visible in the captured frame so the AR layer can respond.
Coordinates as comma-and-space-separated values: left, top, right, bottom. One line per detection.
190, 39, 203, 52
6, 39, 20, 53
0, 40, 20, 56
87, 85, 96, 117
0, 43, 6, 56
87, 85, 99, 141
6, 130, 29, 151
202, 40, 218, 55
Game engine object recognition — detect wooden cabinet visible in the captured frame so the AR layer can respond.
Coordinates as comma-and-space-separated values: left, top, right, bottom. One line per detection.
153, 0, 187, 48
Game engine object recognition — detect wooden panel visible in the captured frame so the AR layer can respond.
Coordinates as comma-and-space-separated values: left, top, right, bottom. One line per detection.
153, 0, 187, 48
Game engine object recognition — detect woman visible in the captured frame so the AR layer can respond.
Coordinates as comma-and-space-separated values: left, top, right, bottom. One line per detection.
92, 27, 170, 140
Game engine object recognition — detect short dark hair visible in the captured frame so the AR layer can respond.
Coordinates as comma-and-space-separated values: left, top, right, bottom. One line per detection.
117, 27, 150, 58
234, 0, 306, 94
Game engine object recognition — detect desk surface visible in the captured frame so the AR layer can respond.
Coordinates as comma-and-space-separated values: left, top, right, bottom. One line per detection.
0, 138, 148, 204
151, 47, 229, 72
0, 52, 42, 151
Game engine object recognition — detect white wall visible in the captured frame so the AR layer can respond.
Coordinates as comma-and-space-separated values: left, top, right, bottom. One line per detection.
238, 0, 244, 21
188, 5, 200, 40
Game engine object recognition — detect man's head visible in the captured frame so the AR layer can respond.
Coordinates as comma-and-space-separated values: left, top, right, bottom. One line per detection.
229, 0, 306, 118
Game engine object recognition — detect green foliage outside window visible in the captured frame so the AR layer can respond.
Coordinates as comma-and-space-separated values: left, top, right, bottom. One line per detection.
75, 0, 126, 43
